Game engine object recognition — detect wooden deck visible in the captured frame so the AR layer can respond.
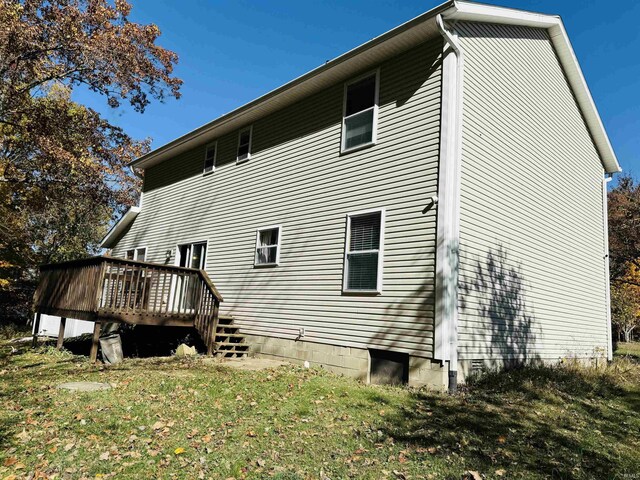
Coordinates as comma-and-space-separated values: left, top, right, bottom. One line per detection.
32, 256, 224, 361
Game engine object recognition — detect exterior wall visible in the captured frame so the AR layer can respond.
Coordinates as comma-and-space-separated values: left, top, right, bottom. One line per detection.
455, 22, 608, 373
33, 314, 94, 338
246, 334, 447, 389
112, 39, 443, 361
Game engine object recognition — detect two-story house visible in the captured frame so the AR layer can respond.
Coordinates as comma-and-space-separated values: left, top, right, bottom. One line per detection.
88, 0, 620, 390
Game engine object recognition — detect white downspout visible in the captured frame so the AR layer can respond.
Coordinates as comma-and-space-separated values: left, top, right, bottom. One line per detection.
603, 174, 613, 361
435, 12, 463, 392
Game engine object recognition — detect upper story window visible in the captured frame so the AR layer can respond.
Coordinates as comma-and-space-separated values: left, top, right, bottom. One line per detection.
343, 209, 384, 293
255, 226, 281, 267
237, 126, 252, 163
203, 142, 217, 174
126, 247, 147, 262
342, 71, 379, 153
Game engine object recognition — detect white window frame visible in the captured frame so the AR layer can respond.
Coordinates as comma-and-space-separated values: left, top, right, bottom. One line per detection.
174, 240, 209, 270
341, 69, 380, 154
254, 225, 281, 267
236, 125, 253, 164
125, 246, 147, 262
342, 208, 385, 294
203, 141, 217, 175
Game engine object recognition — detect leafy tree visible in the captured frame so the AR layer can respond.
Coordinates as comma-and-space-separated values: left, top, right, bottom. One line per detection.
0, 0, 181, 322
611, 280, 639, 342
608, 175, 640, 285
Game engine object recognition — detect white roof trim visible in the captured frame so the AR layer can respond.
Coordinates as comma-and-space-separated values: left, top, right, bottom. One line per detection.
131, 0, 620, 174
100, 206, 140, 249
447, 1, 621, 173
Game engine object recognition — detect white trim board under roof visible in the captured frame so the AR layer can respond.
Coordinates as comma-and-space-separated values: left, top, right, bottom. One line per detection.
130, 0, 620, 174
101, 206, 140, 249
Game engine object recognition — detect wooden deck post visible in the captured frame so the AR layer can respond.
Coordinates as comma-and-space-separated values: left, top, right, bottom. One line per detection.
32, 312, 42, 348
207, 300, 220, 356
56, 317, 67, 350
90, 321, 101, 363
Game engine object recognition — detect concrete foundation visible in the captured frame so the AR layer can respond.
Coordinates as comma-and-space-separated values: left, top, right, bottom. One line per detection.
245, 334, 448, 389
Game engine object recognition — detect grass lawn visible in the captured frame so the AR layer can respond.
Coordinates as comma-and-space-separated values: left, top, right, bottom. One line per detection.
1, 345, 639, 479
616, 342, 640, 360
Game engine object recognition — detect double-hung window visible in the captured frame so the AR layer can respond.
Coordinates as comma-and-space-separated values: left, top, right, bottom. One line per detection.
342, 71, 379, 153
343, 209, 384, 293
255, 226, 281, 266
125, 247, 147, 262
203, 142, 217, 174
237, 126, 252, 163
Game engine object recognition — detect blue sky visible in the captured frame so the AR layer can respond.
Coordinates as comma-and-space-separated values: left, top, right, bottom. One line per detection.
74, 0, 640, 177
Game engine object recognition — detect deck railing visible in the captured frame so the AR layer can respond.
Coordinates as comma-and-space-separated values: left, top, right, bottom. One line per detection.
33, 256, 223, 355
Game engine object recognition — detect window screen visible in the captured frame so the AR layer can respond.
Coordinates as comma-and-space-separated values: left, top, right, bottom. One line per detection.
237, 127, 252, 162
204, 143, 216, 173
255, 227, 280, 265
345, 211, 382, 291
343, 73, 378, 151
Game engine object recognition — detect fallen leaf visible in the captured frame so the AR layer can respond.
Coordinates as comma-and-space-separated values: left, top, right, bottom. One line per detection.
64, 443, 75, 452
174, 447, 185, 455
464, 471, 482, 480
202, 435, 212, 443
497, 436, 506, 444
99, 452, 110, 461
3, 457, 17, 467
48, 446, 57, 453
152, 421, 165, 430
495, 469, 506, 477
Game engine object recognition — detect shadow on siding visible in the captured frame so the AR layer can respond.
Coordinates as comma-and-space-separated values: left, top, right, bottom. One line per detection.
460, 245, 539, 368
142, 40, 443, 194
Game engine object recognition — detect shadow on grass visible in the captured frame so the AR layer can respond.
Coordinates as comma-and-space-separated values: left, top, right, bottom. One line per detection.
382, 364, 637, 478
59, 325, 207, 360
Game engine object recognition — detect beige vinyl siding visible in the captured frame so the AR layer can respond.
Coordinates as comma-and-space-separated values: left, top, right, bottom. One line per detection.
112, 39, 443, 357
456, 22, 608, 362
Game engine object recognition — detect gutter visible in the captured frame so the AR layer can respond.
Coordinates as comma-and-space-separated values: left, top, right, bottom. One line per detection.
434, 11, 464, 393
603, 174, 613, 360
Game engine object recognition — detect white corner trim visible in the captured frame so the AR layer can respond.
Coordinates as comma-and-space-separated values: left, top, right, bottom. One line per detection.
433, 15, 463, 373
100, 205, 141, 249
447, 1, 620, 174
603, 175, 613, 361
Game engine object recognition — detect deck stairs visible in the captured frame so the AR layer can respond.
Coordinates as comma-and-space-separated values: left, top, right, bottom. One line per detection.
214, 315, 249, 358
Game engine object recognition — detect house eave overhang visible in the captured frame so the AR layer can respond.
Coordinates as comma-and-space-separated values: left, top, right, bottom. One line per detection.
100, 206, 140, 249
131, 0, 620, 175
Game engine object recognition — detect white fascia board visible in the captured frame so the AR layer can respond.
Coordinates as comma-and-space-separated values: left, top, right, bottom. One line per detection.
447, 1, 621, 173
100, 206, 140, 249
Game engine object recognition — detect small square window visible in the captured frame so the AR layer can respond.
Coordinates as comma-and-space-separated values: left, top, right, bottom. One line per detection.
237, 126, 252, 163
255, 226, 281, 266
343, 209, 384, 293
126, 247, 146, 262
203, 142, 216, 174
342, 71, 379, 153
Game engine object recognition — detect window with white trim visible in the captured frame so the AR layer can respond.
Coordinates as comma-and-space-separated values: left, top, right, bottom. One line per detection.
343, 209, 384, 292
342, 71, 379, 152
125, 247, 147, 262
237, 126, 252, 163
255, 226, 280, 266
203, 142, 217, 174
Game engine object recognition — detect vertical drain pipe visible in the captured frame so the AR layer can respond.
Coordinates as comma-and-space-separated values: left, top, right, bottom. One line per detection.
602, 174, 613, 361
436, 13, 463, 393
